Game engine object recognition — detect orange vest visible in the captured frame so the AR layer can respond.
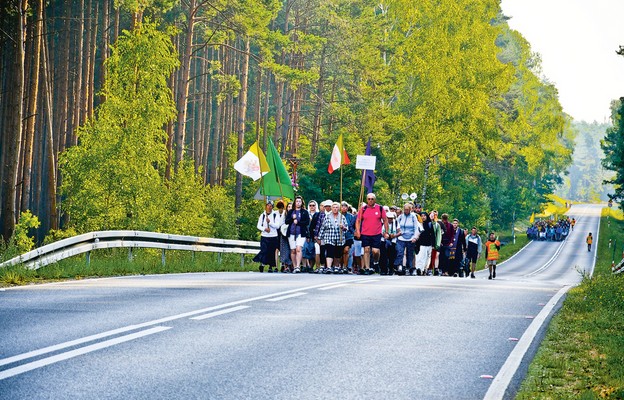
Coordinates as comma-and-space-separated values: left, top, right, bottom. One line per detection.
586, 235, 592, 244
486, 240, 500, 261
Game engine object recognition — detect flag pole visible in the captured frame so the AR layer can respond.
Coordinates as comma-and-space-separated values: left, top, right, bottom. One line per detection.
358, 169, 365, 211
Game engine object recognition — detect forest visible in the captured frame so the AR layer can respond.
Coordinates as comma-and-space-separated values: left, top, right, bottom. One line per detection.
0, 0, 576, 245
556, 121, 614, 203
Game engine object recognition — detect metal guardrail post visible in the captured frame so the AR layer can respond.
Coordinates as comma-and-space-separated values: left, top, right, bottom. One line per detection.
86, 251, 90, 266
128, 248, 133, 262
161, 249, 166, 266
240, 254, 244, 269
218, 253, 222, 263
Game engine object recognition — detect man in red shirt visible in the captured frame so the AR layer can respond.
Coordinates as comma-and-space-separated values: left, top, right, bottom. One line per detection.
355, 193, 389, 274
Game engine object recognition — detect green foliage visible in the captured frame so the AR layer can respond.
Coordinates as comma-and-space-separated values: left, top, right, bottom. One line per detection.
601, 99, 624, 210
517, 210, 624, 399
1, 211, 41, 261
43, 227, 79, 246
60, 20, 179, 233
557, 120, 614, 202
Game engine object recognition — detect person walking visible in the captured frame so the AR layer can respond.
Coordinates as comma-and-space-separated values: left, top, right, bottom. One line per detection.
354, 193, 389, 275
484, 232, 501, 280
466, 227, 482, 278
438, 213, 454, 276
285, 196, 310, 273
449, 219, 467, 277
382, 211, 398, 275
317, 202, 348, 273
586, 232, 593, 251
276, 201, 292, 272
341, 202, 356, 271
395, 203, 421, 275
254, 201, 281, 273
415, 211, 435, 276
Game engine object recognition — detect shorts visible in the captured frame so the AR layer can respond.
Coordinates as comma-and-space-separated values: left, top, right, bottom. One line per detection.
486, 259, 497, 266
467, 253, 478, 263
325, 244, 344, 259
344, 239, 354, 249
361, 234, 382, 249
314, 242, 321, 254
288, 234, 306, 249
352, 240, 364, 256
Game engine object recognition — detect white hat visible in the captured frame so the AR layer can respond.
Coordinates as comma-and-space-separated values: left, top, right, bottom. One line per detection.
387, 211, 397, 218
323, 200, 332, 207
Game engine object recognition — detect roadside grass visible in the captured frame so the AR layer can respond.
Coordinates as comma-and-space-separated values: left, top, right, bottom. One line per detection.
516, 207, 624, 399
0, 249, 256, 287
538, 194, 571, 219
498, 233, 530, 264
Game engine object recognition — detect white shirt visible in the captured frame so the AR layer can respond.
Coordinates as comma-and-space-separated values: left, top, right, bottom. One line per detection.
257, 211, 281, 237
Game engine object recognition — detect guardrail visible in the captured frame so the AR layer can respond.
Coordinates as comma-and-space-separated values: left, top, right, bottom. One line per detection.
0, 231, 261, 270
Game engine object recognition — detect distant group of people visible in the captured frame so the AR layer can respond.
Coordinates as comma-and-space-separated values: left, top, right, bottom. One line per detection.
526, 217, 574, 242
254, 193, 503, 280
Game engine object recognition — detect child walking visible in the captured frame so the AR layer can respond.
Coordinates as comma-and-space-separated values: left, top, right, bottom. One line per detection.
485, 232, 501, 280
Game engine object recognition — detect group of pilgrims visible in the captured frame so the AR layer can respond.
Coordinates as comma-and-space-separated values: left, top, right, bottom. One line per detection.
254, 193, 504, 280
526, 217, 574, 242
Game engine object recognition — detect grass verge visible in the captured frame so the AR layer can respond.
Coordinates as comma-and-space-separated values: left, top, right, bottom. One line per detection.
516, 207, 624, 399
0, 249, 257, 287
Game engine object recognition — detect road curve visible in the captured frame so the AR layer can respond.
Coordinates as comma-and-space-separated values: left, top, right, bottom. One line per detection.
0, 204, 602, 399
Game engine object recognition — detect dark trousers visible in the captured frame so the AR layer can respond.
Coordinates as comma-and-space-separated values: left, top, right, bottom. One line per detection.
255, 236, 279, 267
382, 242, 396, 274
439, 245, 451, 274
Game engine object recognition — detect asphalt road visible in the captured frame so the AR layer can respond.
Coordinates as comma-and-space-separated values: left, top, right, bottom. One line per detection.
0, 204, 602, 399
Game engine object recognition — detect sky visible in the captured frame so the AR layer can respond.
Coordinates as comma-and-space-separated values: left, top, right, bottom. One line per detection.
500, 0, 624, 123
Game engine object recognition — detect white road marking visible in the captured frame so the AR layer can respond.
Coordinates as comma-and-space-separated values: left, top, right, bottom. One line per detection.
522, 239, 569, 277
318, 284, 350, 291
0, 277, 376, 367
190, 306, 250, 320
483, 285, 570, 400
265, 292, 307, 302
0, 326, 171, 381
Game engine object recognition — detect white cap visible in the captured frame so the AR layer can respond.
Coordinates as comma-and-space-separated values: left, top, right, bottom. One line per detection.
386, 211, 397, 218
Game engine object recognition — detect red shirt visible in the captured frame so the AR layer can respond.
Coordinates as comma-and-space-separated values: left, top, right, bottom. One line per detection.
357, 204, 386, 236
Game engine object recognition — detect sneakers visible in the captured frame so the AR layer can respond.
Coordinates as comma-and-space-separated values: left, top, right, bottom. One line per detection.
488, 275, 492, 280
453, 273, 458, 277
470, 272, 475, 279
416, 268, 422, 276
492, 271, 496, 279
293, 267, 301, 273
259, 265, 264, 273
268, 267, 273, 273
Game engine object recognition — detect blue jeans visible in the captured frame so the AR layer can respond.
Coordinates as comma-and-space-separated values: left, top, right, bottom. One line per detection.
394, 240, 415, 268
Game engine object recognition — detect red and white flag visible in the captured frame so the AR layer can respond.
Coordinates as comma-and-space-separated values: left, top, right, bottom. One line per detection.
328, 133, 350, 174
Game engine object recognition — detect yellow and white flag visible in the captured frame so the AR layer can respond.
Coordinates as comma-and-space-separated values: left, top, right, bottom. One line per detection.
234, 141, 270, 181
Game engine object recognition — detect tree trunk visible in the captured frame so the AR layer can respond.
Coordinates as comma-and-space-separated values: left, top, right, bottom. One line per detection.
174, 0, 197, 170
69, 0, 84, 147
54, 0, 71, 156
311, 46, 326, 161
97, 0, 110, 106
87, 0, 98, 118
234, 38, 251, 210
21, 0, 44, 214
1, 0, 27, 242
42, 17, 57, 230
